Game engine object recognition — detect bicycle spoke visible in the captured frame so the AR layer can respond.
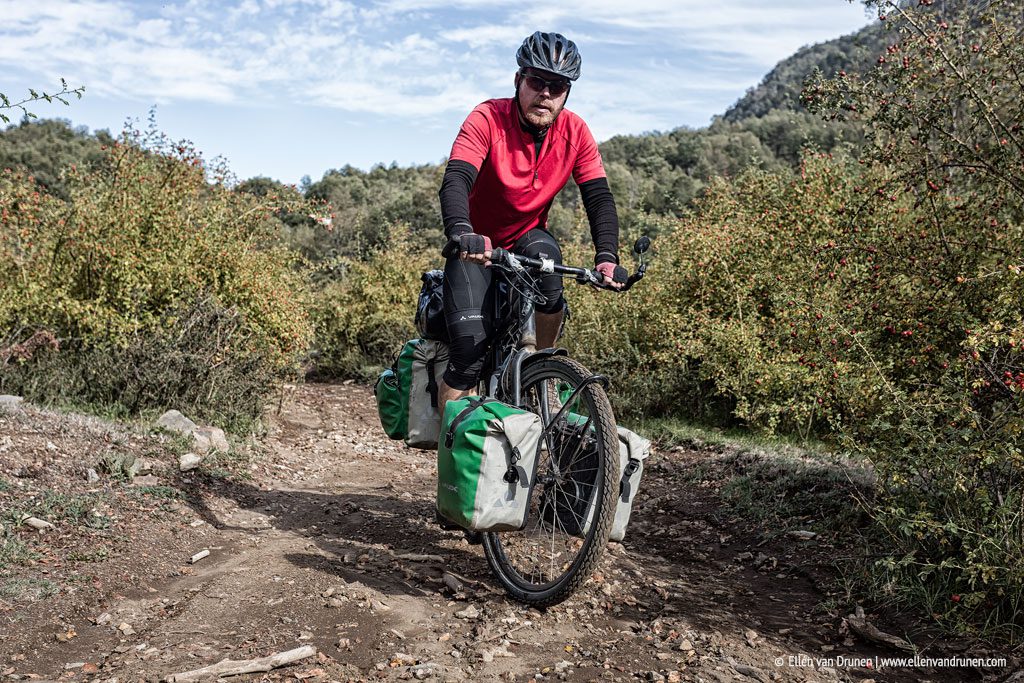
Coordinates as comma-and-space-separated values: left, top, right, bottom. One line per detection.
483, 357, 617, 606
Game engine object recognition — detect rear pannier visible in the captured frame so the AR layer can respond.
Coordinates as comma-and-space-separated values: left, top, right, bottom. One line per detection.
374, 339, 449, 450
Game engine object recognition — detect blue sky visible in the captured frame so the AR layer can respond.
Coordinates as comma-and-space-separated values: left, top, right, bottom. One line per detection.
1, 0, 875, 186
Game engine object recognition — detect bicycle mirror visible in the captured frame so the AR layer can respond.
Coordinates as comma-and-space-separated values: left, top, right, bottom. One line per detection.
633, 236, 651, 255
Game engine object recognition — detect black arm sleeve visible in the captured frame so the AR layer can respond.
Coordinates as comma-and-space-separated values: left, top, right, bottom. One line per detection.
439, 159, 479, 239
579, 177, 620, 265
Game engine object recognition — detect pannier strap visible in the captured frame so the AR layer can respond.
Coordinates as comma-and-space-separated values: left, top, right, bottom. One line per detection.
426, 359, 439, 408
443, 397, 493, 449
619, 457, 641, 502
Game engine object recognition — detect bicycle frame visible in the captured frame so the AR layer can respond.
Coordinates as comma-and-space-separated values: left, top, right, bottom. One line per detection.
478, 237, 649, 412
483, 268, 607, 417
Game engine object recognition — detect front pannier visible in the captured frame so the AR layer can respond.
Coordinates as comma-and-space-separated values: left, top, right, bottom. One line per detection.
436, 397, 543, 532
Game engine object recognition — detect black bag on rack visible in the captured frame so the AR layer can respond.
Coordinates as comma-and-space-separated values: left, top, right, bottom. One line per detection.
415, 269, 449, 343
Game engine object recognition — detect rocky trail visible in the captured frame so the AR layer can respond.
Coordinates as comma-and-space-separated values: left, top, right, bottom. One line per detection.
0, 384, 1016, 682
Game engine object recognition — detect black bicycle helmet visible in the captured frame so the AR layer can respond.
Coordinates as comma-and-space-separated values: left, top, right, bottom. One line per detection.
516, 31, 581, 81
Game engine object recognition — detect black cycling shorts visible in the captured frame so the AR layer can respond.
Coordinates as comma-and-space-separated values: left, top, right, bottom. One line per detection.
442, 227, 564, 390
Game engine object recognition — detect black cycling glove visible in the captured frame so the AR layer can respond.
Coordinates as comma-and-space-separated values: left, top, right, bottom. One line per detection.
442, 232, 492, 259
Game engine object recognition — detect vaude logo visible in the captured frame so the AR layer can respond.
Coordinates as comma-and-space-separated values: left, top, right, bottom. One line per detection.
442, 483, 458, 493
488, 493, 516, 509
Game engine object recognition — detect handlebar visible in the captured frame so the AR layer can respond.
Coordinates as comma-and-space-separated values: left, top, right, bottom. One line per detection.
489, 247, 647, 292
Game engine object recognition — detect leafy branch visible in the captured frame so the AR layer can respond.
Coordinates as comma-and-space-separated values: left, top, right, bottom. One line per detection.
0, 79, 85, 124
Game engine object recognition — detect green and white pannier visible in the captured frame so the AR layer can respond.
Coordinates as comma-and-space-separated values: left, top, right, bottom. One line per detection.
374, 339, 449, 449
555, 412, 651, 542
609, 426, 651, 541
436, 397, 543, 532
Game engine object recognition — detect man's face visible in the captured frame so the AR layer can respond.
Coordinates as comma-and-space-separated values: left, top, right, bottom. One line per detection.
516, 68, 570, 128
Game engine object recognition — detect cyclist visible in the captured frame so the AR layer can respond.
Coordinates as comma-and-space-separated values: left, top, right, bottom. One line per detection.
438, 30, 627, 414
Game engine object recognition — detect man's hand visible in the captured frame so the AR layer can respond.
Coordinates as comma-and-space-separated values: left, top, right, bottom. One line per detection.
595, 262, 627, 290
443, 233, 492, 266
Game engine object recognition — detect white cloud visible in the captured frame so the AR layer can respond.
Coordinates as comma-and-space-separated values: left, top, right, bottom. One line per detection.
0, 0, 873, 132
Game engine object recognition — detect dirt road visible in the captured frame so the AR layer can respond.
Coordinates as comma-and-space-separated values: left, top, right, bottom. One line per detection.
0, 384, 1013, 682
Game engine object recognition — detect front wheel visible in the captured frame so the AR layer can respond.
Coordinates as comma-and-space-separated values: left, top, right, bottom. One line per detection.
483, 356, 618, 607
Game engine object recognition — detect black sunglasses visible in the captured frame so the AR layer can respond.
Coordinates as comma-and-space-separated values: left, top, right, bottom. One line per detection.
520, 71, 571, 96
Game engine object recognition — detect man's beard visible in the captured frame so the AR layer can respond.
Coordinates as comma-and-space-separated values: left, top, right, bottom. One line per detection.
521, 104, 561, 128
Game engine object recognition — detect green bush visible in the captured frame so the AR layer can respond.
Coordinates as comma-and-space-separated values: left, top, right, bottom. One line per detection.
562, 0, 1024, 638
0, 134, 313, 430
306, 224, 436, 379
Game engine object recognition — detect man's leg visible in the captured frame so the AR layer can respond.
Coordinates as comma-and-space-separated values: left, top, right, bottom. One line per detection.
535, 308, 564, 349
438, 379, 474, 419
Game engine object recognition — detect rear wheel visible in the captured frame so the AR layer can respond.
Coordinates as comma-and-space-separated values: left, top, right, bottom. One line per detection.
483, 355, 618, 607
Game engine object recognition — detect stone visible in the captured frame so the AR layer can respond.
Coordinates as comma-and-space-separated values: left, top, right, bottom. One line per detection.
86, 468, 100, 483
156, 410, 198, 437
179, 453, 202, 472
195, 426, 230, 453
733, 664, 770, 683
0, 395, 24, 413
131, 474, 161, 487
192, 432, 213, 455
455, 605, 480, 620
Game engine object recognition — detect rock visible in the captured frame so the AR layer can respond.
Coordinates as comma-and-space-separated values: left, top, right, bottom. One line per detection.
479, 650, 494, 664
412, 663, 439, 680
646, 672, 665, 682
195, 426, 230, 453
131, 474, 161, 487
744, 629, 759, 647
129, 458, 154, 477
443, 573, 464, 594
370, 599, 391, 612
0, 395, 24, 413
20, 515, 54, 531
677, 639, 694, 652
455, 605, 480, 620
86, 468, 100, 483
118, 622, 135, 636
554, 661, 572, 674
192, 431, 212, 454
733, 664, 770, 682
179, 453, 202, 472
786, 530, 818, 541
156, 409, 198, 436
93, 612, 113, 625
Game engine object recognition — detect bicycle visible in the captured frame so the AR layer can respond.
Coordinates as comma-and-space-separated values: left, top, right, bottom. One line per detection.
460, 236, 650, 607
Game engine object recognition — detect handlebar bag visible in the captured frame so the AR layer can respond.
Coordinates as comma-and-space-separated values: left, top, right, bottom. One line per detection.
415, 270, 449, 343
436, 396, 543, 532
